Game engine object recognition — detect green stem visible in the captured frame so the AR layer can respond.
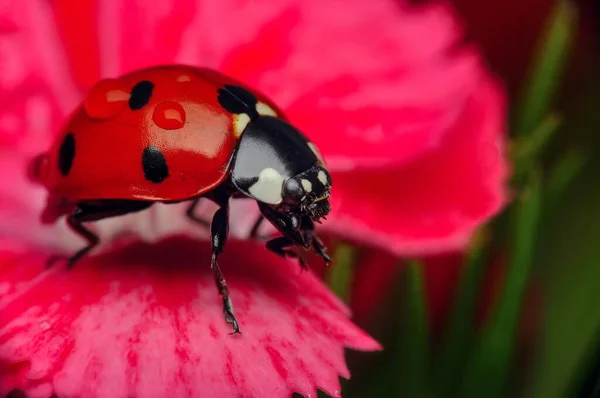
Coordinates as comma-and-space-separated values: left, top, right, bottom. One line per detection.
325, 243, 357, 303
514, 0, 576, 137
458, 171, 543, 398
435, 230, 490, 396
395, 260, 430, 398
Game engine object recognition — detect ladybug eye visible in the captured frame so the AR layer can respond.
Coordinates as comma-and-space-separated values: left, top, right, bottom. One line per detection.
282, 178, 305, 204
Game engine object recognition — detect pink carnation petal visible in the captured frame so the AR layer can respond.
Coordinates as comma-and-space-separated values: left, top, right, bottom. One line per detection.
0, 0, 80, 147
0, 0, 83, 246
52, 0, 221, 81
51, 0, 102, 89
218, 0, 477, 170
324, 76, 509, 255
0, 237, 380, 398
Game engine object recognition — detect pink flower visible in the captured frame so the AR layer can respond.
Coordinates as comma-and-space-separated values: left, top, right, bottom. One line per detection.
0, 237, 378, 397
0, 0, 508, 396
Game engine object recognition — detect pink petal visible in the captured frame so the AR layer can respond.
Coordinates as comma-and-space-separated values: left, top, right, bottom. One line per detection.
0, 0, 83, 247
0, 236, 380, 398
218, 0, 479, 170
0, 0, 80, 150
323, 76, 509, 255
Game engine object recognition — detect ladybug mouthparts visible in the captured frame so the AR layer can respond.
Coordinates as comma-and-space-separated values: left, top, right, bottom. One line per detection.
303, 195, 331, 223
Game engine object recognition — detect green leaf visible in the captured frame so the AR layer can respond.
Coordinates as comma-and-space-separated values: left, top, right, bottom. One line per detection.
395, 260, 430, 398
325, 243, 357, 303
434, 230, 490, 396
458, 172, 542, 398
514, 0, 577, 137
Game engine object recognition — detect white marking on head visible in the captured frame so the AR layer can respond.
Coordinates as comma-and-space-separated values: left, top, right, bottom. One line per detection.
233, 113, 251, 137
176, 74, 191, 82
249, 168, 284, 204
256, 102, 277, 117
308, 142, 325, 164
301, 179, 312, 193
318, 170, 328, 186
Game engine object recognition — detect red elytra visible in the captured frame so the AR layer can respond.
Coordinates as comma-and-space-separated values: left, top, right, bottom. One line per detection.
33, 65, 285, 205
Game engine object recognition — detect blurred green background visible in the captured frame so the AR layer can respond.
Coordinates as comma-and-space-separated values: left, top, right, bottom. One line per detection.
322, 1, 600, 397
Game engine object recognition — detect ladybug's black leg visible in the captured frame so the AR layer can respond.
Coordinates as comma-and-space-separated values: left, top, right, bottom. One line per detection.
300, 216, 332, 265
48, 200, 153, 269
257, 203, 307, 247
258, 203, 331, 267
190, 199, 265, 238
266, 236, 308, 269
257, 203, 314, 269
47, 209, 100, 269
309, 234, 332, 265
185, 198, 211, 229
209, 196, 240, 334
248, 214, 266, 239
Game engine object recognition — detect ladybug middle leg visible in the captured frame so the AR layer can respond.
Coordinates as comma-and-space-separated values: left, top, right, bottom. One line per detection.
185, 198, 211, 229
187, 198, 266, 240
48, 200, 153, 269
248, 214, 266, 239
207, 191, 241, 334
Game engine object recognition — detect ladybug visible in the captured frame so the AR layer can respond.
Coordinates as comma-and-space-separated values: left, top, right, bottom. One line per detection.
29, 65, 332, 334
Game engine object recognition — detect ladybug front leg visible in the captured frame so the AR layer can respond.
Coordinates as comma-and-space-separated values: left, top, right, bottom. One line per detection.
257, 203, 306, 247
258, 203, 331, 267
266, 236, 308, 270
299, 216, 332, 265
209, 196, 241, 335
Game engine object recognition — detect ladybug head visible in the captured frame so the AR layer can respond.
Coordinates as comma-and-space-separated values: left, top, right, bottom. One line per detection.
230, 115, 332, 223
282, 165, 332, 223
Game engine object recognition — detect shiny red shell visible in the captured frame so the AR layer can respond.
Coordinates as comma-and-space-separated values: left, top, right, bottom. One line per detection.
32, 65, 286, 202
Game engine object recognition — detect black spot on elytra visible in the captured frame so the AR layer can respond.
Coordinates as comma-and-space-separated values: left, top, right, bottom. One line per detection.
129, 80, 154, 110
58, 133, 75, 176
142, 146, 169, 183
217, 84, 259, 118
